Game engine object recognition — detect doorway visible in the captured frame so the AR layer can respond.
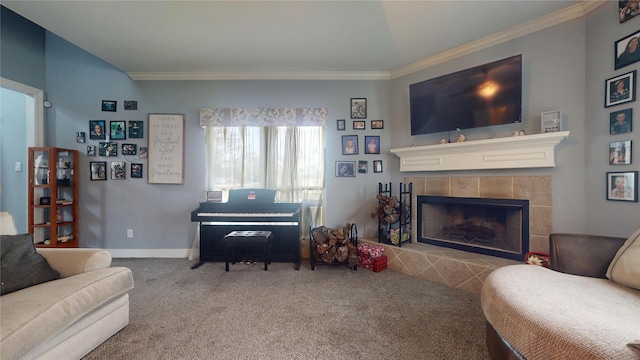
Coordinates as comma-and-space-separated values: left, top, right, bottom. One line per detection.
0, 77, 44, 232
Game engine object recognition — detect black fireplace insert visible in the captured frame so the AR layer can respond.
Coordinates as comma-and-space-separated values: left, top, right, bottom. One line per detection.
417, 196, 529, 261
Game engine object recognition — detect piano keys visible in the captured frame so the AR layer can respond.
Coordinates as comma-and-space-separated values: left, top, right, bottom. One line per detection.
190, 202, 302, 270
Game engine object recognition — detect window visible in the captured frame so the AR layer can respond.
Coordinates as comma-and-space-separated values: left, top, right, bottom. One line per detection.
205, 126, 325, 227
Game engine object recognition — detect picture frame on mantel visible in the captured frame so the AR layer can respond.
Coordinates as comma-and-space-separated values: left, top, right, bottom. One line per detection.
148, 113, 185, 184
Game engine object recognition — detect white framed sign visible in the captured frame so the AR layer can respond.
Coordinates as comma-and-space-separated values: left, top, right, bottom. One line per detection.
148, 113, 184, 184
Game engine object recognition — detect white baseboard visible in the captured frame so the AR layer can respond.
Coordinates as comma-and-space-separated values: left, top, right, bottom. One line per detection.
108, 248, 192, 258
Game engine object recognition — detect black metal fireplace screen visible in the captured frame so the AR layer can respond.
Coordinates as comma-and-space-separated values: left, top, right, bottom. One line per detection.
417, 196, 529, 261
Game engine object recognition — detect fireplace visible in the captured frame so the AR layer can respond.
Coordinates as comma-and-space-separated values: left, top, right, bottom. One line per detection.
417, 196, 529, 261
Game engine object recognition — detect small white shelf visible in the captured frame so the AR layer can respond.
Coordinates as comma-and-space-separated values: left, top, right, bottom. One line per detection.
390, 131, 570, 172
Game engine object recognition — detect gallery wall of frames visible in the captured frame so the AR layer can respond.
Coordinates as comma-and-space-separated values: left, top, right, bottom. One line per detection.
605, 8, 639, 202
79, 100, 147, 182
335, 98, 385, 178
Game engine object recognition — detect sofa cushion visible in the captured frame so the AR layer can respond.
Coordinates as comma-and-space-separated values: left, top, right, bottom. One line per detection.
0, 266, 134, 360
606, 227, 640, 290
0, 234, 60, 295
482, 264, 640, 359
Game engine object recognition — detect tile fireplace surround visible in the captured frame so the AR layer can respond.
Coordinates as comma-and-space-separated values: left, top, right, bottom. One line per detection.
362, 175, 552, 294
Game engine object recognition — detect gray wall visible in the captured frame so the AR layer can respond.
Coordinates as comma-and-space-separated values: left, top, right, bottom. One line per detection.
44, 33, 392, 250
584, 3, 640, 235
389, 16, 589, 235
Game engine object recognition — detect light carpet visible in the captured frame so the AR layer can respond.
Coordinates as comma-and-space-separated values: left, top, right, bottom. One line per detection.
83, 258, 490, 359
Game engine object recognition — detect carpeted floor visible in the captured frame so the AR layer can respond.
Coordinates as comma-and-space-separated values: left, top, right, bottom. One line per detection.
83, 258, 490, 360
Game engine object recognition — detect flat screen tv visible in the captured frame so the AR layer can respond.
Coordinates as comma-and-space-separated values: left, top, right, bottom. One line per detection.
410, 55, 522, 136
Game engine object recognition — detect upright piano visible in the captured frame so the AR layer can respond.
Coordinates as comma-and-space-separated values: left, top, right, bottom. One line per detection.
190, 193, 301, 270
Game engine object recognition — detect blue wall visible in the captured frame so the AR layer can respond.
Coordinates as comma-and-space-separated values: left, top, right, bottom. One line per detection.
0, 6, 45, 89
0, 88, 28, 231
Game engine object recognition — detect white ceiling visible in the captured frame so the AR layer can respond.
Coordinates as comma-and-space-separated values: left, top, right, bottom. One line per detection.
3, 1, 602, 80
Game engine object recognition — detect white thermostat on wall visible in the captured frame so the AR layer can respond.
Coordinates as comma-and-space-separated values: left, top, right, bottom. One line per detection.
541, 110, 563, 133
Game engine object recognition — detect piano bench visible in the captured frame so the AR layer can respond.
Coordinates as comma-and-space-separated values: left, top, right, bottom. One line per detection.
223, 231, 272, 271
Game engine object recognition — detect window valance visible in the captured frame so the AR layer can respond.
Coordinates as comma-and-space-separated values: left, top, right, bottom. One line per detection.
200, 108, 327, 127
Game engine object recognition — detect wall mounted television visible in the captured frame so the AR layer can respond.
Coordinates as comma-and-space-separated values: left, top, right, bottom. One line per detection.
410, 54, 522, 136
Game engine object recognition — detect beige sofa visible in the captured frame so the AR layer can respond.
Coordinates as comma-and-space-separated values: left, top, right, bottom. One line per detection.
0, 212, 134, 360
481, 231, 640, 359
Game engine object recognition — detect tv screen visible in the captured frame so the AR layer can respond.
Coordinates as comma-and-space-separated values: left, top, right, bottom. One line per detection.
410, 55, 522, 136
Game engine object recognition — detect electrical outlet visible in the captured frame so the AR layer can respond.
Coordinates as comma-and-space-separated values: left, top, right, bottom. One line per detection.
127, 229, 133, 238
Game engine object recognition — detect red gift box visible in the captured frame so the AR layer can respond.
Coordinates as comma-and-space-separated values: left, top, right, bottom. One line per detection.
359, 254, 387, 272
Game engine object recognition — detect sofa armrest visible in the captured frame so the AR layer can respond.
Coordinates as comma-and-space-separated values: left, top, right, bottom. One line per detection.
36, 248, 112, 278
549, 233, 626, 278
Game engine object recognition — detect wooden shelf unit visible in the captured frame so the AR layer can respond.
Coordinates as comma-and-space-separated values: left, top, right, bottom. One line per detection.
28, 147, 79, 248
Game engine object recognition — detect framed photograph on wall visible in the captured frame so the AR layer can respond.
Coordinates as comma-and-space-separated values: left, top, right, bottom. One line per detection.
139, 147, 148, 159
131, 163, 143, 179
110, 120, 126, 140
101, 100, 116, 112
358, 160, 368, 174
90, 161, 107, 181
337, 119, 346, 131
342, 135, 358, 155
350, 98, 367, 119
124, 100, 138, 110
336, 161, 356, 177
87, 145, 96, 157
609, 140, 632, 165
619, 1, 640, 23
128, 121, 144, 138
89, 120, 106, 140
373, 160, 383, 173
607, 171, 638, 202
364, 135, 380, 154
110, 161, 126, 180
615, 30, 640, 69
371, 120, 384, 129
76, 132, 85, 143
353, 120, 365, 130
610, 108, 632, 134
122, 143, 137, 155
605, 70, 636, 108
98, 142, 117, 157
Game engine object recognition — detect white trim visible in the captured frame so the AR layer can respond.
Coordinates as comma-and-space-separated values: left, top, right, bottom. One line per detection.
390, 131, 570, 172
108, 248, 191, 258
390, 1, 605, 79
128, 71, 391, 81
125, 0, 605, 81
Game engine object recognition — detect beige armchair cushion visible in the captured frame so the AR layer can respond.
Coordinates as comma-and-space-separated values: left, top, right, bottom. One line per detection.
0, 212, 18, 235
606, 227, 640, 290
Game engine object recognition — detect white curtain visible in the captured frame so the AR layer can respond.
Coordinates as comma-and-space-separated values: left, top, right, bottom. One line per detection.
204, 126, 324, 226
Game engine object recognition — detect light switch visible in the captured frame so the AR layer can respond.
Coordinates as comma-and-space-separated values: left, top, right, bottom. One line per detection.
15, 162, 22, 172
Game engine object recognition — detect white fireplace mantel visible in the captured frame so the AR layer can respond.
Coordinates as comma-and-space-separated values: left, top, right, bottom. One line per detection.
390, 131, 570, 172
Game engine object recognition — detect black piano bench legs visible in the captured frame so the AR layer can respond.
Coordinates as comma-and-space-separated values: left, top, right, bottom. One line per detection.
223, 231, 272, 272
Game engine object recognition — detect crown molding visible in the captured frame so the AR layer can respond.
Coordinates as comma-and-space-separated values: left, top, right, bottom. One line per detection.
127, 71, 391, 81
127, 0, 606, 81
390, 0, 607, 79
